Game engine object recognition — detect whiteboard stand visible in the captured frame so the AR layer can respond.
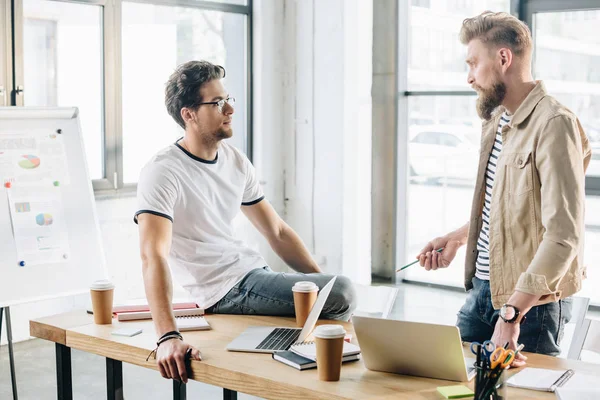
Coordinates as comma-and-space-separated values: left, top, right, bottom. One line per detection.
0, 306, 18, 400
0, 107, 108, 400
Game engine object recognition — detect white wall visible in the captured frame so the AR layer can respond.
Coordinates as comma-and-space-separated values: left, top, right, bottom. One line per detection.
2, 0, 373, 344
282, 0, 372, 283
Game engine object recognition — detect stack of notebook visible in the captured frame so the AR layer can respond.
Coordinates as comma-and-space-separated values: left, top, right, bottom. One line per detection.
273, 341, 361, 370
111, 302, 203, 321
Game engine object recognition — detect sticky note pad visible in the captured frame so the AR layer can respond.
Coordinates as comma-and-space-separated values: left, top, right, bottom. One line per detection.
436, 385, 474, 399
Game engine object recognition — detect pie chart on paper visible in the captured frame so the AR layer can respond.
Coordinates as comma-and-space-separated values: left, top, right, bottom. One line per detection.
36, 213, 53, 226
18, 155, 41, 169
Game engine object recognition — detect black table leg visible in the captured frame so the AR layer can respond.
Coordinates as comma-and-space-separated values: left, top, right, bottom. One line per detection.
106, 358, 124, 400
224, 388, 237, 400
173, 380, 186, 400
55, 343, 72, 400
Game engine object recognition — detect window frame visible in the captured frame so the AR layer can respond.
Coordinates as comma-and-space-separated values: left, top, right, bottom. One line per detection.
6, 0, 253, 195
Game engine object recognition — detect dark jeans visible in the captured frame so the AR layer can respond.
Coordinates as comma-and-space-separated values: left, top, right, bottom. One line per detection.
206, 266, 357, 321
456, 277, 572, 356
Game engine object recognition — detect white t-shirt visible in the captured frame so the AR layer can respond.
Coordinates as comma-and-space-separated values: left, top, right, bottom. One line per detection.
135, 140, 267, 309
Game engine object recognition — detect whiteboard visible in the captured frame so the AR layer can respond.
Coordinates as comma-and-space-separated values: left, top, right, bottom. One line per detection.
0, 107, 107, 307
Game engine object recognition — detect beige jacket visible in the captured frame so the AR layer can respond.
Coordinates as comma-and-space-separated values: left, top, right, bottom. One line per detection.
464, 81, 592, 309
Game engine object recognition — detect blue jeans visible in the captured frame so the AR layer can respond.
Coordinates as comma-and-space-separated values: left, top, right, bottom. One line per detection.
206, 267, 357, 321
456, 277, 572, 356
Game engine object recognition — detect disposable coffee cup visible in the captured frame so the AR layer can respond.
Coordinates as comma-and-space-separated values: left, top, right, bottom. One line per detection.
90, 280, 115, 324
314, 324, 346, 381
292, 281, 319, 327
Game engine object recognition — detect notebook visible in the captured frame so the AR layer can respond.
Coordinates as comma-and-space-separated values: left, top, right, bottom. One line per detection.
289, 340, 361, 361
112, 302, 198, 314
272, 350, 360, 370
116, 307, 204, 321
506, 367, 575, 392
555, 373, 598, 399
556, 388, 600, 400
176, 316, 211, 332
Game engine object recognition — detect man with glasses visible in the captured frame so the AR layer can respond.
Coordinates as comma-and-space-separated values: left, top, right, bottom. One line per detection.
135, 60, 356, 383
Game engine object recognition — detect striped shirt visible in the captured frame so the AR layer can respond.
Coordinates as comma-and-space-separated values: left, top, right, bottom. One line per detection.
475, 112, 512, 280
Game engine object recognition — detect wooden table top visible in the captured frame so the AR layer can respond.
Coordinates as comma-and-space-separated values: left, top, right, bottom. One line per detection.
30, 312, 600, 399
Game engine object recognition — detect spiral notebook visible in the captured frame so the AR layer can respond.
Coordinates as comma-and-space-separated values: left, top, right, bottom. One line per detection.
176, 316, 211, 332
289, 340, 361, 361
506, 367, 575, 392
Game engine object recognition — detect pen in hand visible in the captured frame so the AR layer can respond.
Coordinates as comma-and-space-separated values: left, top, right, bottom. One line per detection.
395, 248, 444, 272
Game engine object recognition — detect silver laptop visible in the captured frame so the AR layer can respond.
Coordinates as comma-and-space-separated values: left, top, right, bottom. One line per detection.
353, 316, 476, 382
226, 277, 337, 353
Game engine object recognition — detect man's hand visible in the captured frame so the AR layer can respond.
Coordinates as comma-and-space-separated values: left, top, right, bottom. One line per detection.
156, 339, 202, 383
416, 236, 462, 271
491, 319, 527, 368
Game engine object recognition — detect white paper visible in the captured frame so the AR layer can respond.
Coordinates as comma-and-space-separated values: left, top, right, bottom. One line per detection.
557, 374, 600, 400
6, 185, 71, 266
556, 388, 600, 400
0, 131, 70, 185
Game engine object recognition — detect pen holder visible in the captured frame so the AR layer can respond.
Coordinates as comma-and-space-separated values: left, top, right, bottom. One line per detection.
474, 366, 507, 400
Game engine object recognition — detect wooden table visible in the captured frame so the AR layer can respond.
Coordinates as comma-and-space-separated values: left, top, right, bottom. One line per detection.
30, 312, 600, 400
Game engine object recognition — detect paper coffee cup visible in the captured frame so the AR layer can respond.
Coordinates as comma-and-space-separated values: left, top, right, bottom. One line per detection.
292, 281, 319, 327
314, 324, 346, 381
90, 280, 115, 325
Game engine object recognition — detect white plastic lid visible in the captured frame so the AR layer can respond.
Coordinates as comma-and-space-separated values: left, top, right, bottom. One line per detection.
292, 281, 319, 293
90, 279, 114, 291
313, 324, 346, 339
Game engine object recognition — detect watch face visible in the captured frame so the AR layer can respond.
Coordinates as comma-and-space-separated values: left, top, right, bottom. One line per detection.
502, 305, 516, 321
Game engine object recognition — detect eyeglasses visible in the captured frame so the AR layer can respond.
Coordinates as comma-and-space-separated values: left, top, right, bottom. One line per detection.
197, 97, 236, 114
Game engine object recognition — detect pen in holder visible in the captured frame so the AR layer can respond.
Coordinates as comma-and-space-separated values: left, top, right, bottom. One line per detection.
474, 365, 507, 400
473, 343, 519, 400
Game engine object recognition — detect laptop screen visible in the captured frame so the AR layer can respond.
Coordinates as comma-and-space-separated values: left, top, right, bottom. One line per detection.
297, 276, 337, 343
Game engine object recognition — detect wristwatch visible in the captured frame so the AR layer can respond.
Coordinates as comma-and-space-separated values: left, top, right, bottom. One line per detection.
499, 304, 526, 324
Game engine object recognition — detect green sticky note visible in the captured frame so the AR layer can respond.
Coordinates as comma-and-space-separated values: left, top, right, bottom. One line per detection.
436, 385, 474, 399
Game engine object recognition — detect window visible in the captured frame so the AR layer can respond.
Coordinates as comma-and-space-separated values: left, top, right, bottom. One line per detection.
408, 0, 509, 90
401, 1, 600, 305
121, 3, 248, 183
532, 8, 600, 305
411, 0, 431, 8
401, 0, 511, 287
8, 0, 252, 191
23, 0, 104, 180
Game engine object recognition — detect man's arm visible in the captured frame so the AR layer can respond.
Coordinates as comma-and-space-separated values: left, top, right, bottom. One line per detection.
138, 213, 201, 382
139, 214, 178, 336
242, 200, 321, 273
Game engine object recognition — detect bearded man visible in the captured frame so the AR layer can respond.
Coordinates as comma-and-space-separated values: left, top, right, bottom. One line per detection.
415, 12, 591, 364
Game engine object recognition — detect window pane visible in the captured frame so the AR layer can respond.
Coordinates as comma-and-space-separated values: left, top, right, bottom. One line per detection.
205, 0, 247, 4
405, 96, 480, 287
122, 3, 247, 184
534, 10, 600, 305
408, 0, 511, 90
23, 0, 104, 180
534, 11, 600, 178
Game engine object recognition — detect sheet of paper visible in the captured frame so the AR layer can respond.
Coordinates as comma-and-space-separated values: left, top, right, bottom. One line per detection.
0, 131, 70, 185
6, 185, 71, 266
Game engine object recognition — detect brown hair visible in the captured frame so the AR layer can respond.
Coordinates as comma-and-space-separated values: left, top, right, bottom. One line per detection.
165, 60, 226, 129
460, 11, 532, 57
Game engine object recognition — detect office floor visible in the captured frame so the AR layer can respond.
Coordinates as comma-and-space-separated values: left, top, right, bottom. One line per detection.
1, 283, 598, 399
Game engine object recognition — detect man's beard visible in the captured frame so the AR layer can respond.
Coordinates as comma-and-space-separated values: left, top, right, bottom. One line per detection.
474, 80, 507, 121
214, 126, 233, 140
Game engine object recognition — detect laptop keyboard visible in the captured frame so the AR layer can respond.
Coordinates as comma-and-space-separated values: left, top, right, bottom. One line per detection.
256, 328, 301, 350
